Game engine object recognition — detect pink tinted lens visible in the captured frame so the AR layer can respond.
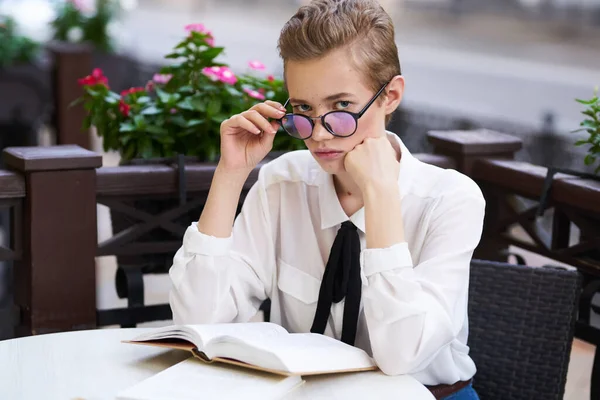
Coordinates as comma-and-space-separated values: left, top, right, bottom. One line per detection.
324, 112, 356, 136
282, 115, 313, 139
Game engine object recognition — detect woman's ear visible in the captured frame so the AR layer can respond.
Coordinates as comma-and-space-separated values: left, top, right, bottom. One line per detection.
384, 75, 405, 115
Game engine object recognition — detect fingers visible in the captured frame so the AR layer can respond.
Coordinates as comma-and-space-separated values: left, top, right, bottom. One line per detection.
251, 101, 287, 120
242, 110, 277, 134
222, 101, 286, 136
229, 114, 263, 134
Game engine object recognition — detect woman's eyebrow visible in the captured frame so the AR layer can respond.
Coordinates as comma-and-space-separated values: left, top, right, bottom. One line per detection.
289, 92, 355, 104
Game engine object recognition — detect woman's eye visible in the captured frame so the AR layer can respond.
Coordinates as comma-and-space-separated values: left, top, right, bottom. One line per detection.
335, 101, 351, 110
293, 104, 311, 112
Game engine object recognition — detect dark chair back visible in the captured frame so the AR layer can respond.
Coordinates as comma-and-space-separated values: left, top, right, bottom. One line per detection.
468, 259, 581, 400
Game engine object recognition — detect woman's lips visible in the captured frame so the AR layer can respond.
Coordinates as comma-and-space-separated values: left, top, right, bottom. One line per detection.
314, 150, 344, 160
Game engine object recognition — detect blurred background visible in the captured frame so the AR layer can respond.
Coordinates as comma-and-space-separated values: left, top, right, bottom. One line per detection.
1, 1, 599, 397
1, 0, 599, 165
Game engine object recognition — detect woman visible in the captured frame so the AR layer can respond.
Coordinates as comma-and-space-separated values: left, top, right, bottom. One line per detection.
169, 1, 485, 398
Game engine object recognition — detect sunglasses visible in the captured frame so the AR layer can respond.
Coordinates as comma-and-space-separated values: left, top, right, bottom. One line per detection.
277, 81, 390, 140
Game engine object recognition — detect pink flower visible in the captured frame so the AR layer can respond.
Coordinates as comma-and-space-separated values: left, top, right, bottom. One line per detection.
248, 60, 266, 70
202, 66, 237, 85
185, 23, 207, 33
184, 23, 215, 46
244, 88, 266, 100
153, 74, 172, 84
267, 75, 275, 82
69, 0, 85, 10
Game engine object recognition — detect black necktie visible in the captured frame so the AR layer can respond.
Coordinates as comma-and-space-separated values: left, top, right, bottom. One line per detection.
310, 221, 362, 346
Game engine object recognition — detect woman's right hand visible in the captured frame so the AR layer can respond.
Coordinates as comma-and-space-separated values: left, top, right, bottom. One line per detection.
218, 100, 287, 172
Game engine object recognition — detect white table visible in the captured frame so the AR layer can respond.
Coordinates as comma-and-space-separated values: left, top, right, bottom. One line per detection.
0, 328, 435, 400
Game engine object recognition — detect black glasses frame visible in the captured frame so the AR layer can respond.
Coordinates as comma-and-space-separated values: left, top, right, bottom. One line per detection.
278, 81, 390, 140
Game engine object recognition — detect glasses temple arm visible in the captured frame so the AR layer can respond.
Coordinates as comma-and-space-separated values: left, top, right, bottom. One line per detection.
357, 81, 390, 118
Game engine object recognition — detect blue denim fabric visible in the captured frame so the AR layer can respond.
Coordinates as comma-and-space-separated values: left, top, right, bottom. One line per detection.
441, 383, 480, 400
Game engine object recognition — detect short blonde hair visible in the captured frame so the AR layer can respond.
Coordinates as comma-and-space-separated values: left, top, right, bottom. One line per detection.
277, 0, 401, 124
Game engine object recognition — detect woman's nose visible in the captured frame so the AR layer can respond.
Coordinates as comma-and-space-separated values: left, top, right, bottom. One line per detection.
311, 119, 334, 142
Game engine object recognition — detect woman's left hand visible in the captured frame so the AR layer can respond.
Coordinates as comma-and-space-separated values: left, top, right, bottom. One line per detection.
344, 136, 400, 194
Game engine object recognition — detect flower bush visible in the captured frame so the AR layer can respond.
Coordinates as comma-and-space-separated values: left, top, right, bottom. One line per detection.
76, 23, 303, 161
0, 15, 40, 68
573, 89, 600, 174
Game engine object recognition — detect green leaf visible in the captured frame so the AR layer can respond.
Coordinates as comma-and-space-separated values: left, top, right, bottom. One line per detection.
225, 86, 242, 97
186, 119, 204, 127
178, 85, 195, 93
119, 135, 133, 146
176, 98, 195, 111
122, 143, 137, 161
146, 125, 168, 135
175, 41, 189, 50
134, 115, 146, 129
576, 96, 599, 105
164, 52, 183, 59
575, 139, 589, 146
140, 138, 154, 159
83, 115, 92, 129
119, 122, 136, 132
169, 115, 189, 127
156, 88, 171, 104
189, 96, 206, 112
207, 98, 222, 115
584, 154, 596, 166
197, 46, 225, 62
104, 95, 119, 105
580, 119, 598, 129
583, 109, 598, 119
141, 106, 163, 115
136, 96, 152, 105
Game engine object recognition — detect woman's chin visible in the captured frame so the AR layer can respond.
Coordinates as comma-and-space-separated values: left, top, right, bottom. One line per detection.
313, 156, 345, 175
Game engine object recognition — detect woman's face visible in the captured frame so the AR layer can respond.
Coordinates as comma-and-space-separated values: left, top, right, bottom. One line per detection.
284, 47, 404, 175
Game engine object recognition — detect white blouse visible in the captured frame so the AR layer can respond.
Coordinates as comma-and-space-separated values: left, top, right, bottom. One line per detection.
169, 133, 486, 386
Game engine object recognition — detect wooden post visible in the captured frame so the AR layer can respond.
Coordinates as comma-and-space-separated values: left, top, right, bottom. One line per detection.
427, 129, 523, 176
427, 129, 523, 262
48, 41, 93, 150
3, 145, 102, 336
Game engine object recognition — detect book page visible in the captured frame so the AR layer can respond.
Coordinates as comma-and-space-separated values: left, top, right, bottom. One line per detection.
196, 322, 288, 348
129, 322, 287, 352
209, 332, 376, 375
116, 357, 303, 400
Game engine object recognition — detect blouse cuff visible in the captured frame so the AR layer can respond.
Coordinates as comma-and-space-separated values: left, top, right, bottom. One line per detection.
183, 222, 233, 256
361, 242, 414, 277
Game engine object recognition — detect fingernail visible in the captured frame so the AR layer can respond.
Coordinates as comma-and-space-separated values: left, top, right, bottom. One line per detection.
277, 110, 285, 116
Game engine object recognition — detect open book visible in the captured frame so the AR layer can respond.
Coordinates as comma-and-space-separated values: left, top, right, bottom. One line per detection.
125, 322, 377, 376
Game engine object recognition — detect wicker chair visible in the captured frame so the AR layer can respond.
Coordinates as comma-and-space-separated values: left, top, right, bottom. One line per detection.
468, 259, 582, 400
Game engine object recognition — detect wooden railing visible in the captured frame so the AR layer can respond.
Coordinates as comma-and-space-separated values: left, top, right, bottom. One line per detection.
0, 129, 598, 394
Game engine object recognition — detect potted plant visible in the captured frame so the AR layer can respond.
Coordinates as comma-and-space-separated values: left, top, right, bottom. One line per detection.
76, 23, 303, 286
51, 0, 136, 92
573, 89, 600, 174
75, 23, 303, 162
536, 89, 600, 218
